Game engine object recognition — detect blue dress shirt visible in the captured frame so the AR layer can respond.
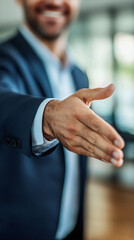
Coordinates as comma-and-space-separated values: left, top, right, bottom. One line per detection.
20, 26, 79, 240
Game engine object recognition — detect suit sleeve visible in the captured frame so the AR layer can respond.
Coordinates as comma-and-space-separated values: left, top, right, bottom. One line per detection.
0, 53, 56, 158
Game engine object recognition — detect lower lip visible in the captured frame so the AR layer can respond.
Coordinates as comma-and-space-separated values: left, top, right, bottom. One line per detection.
40, 13, 64, 23
43, 14, 62, 19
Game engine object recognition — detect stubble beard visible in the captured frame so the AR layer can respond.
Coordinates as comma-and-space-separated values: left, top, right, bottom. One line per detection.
25, 11, 72, 42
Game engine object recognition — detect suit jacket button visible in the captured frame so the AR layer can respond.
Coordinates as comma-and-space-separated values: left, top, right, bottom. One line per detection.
7, 137, 11, 145
16, 139, 21, 148
11, 138, 17, 148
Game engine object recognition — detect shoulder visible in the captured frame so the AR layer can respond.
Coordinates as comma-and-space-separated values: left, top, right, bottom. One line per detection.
0, 31, 37, 73
0, 31, 36, 60
0, 31, 42, 70
0, 32, 20, 52
0, 32, 24, 64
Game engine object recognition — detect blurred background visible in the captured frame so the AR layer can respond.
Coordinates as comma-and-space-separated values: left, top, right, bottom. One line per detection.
0, 0, 134, 239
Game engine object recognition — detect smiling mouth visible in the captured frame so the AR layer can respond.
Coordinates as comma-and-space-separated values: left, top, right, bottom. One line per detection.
42, 10, 63, 18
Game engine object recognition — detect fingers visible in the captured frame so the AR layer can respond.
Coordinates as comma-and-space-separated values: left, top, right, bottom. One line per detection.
79, 124, 123, 159
78, 107, 125, 149
73, 84, 124, 148
72, 135, 123, 167
75, 84, 115, 104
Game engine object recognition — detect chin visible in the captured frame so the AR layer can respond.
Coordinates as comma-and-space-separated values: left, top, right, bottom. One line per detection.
32, 22, 68, 41
40, 32, 62, 41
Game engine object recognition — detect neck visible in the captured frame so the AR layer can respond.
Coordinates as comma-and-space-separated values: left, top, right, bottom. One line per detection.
42, 34, 68, 65
25, 23, 68, 65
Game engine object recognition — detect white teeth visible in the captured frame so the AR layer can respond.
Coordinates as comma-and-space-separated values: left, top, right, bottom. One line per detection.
42, 11, 62, 18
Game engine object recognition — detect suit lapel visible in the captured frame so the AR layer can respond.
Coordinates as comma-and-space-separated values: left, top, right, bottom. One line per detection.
13, 32, 53, 98
71, 65, 88, 91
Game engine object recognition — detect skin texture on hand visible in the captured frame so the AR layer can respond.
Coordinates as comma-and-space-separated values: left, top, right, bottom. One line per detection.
43, 84, 125, 168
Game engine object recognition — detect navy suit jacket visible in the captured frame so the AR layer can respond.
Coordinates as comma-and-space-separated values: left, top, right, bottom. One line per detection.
0, 32, 89, 240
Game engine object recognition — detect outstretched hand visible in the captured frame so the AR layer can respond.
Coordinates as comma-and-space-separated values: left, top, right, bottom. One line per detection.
43, 84, 125, 167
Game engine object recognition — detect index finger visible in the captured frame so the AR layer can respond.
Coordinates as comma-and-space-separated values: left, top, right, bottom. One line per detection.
78, 107, 125, 149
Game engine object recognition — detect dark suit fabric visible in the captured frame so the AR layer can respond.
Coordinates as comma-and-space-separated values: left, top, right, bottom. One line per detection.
0, 32, 89, 240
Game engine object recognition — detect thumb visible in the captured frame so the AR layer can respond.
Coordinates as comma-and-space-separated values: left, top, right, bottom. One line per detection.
76, 83, 115, 104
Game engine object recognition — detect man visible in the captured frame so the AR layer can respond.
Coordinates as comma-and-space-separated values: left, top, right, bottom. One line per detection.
0, 0, 124, 240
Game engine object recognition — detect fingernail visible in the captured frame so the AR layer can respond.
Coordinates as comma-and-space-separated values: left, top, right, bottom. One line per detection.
113, 151, 119, 159
114, 140, 121, 147
110, 158, 118, 166
119, 159, 124, 167
115, 159, 124, 168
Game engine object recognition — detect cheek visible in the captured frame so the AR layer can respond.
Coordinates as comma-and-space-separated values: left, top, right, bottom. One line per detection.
26, 0, 40, 4
25, 0, 41, 9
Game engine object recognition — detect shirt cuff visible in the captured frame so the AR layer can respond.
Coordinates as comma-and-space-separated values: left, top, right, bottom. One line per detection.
31, 98, 59, 155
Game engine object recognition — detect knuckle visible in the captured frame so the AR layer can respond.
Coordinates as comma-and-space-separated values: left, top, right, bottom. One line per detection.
93, 120, 100, 132
66, 120, 78, 134
90, 88, 99, 98
66, 135, 77, 149
89, 114, 100, 132
91, 88, 97, 93
88, 144, 94, 154
66, 132, 73, 142
90, 134, 97, 145
70, 104, 80, 119
66, 121, 75, 132
66, 140, 74, 152
72, 109, 80, 119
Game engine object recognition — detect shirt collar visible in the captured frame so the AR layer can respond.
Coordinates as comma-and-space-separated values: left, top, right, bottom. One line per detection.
19, 25, 74, 70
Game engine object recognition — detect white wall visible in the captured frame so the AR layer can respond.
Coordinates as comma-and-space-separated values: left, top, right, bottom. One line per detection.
81, 0, 134, 12
0, 0, 23, 41
0, 0, 23, 28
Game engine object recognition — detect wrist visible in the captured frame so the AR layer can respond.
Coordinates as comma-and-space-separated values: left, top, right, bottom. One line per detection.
42, 100, 59, 141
